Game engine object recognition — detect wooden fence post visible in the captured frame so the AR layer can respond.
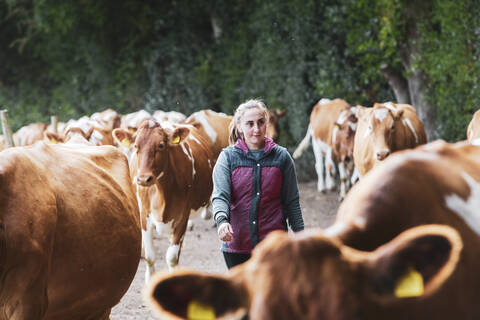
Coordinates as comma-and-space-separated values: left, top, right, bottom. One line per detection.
0, 109, 15, 148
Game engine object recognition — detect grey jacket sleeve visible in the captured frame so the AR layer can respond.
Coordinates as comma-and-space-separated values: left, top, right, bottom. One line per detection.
211, 150, 232, 227
281, 150, 304, 232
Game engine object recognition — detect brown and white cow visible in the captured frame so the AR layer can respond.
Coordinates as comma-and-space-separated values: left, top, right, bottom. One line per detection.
153, 110, 187, 124
120, 109, 155, 133
354, 102, 426, 177
145, 224, 462, 320
115, 119, 215, 282
467, 109, 480, 143
266, 108, 286, 141
146, 140, 480, 319
90, 108, 122, 131
13, 122, 48, 146
184, 109, 232, 160
0, 141, 141, 319
293, 98, 358, 198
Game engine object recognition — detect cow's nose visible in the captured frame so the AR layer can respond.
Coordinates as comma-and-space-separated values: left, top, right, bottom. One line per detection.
135, 175, 155, 186
376, 150, 390, 161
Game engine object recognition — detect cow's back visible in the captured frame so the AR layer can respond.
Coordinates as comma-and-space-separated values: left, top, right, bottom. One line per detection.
394, 104, 427, 149
310, 99, 350, 144
186, 110, 232, 159
0, 143, 141, 319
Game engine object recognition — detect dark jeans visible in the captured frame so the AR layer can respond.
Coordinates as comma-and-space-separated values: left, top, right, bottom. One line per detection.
222, 251, 251, 269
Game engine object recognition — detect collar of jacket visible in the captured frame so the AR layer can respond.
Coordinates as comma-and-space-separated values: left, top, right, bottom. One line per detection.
235, 137, 276, 154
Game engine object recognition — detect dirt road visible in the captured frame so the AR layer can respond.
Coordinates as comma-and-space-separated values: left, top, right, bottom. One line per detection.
110, 181, 340, 319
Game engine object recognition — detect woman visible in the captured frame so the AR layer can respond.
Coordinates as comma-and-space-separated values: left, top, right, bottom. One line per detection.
212, 99, 304, 269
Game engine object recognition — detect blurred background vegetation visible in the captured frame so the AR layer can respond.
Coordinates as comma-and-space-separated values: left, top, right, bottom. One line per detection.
1, 0, 479, 178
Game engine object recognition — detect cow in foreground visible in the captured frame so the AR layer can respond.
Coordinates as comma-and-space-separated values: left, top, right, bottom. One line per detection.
145, 140, 480, 319
354, 102, 426, 177
0, 142, 141, 319
115, 119, 215, 282
293, 98, 358, 198
467, 109, 480, 143
145, 224, 462, 320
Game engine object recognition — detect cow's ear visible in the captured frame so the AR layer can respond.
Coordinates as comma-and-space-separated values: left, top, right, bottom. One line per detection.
360, 224, 462, 300
393, 109, 404, 121
168, 127, 190, 145
44, 131, 64, 144
112, 128, 134, 147
146, 271, 249, 320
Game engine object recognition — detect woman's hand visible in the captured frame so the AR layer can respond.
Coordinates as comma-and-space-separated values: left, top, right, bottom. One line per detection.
218, 223, 234, 242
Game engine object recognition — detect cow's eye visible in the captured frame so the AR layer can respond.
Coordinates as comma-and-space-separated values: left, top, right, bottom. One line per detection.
392, 125, 396, 130
159, 143, 164, 150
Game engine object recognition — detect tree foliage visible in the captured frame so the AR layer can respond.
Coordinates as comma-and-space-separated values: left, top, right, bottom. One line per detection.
0, 0, 478, 176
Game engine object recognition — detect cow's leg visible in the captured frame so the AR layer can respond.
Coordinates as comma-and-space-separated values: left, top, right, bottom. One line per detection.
312, 138, 326, 192
2, 255, 49, 319
351, 166, 360, 184
166, 220, 188, 271
338, 161, 348, 200
325, 146, 336, 190
142, 217, 156, 284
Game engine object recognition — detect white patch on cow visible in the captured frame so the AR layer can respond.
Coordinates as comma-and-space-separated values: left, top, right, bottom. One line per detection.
374, 108, 389, 121
208, 159, 212, 169
353, 216, 367, 229
194, 111, 217, 143
180, 141, 196, 179
364, 120, 373, 138
318, 98, 332, 105
90, 129, 104, 145
312, 138, 331, 192
350, 106, 357, 115
402, 118, 419, 144
332, 125, 339, 145
157, 171, 164, 180
188, 134, 201, 145
166, 244, 180, 270
161, 121, 175, 131
135, 184, 143, 215
148, 119, 156, 128
445, 172, 480, 236
142, 220, 156, 283
337, 111, 348, 125
324, 222, 348, 237
126, 110, 152, 128
151, 217, 174, 236
348, 121, 357, 131
472, 138, 480, 146
383, 102, 397, 113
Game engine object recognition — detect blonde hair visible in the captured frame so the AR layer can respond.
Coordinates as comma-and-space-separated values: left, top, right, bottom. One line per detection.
229, 99, 269, 145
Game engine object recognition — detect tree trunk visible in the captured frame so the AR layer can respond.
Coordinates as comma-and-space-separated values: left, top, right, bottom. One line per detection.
380, 64, 411, 104
399, 2, 438, 141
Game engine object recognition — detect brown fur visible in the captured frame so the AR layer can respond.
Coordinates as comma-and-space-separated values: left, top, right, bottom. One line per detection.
0, 142, 141, 319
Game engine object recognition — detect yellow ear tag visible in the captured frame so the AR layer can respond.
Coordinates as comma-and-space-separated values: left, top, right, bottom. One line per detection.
172, 135, 181, 144
333, 124, 340, 130
50, 138, 58, 144
128, 128, 135, 133
187, 300, 216, 320
394, 267, 424, 298
121, 138, 131, 147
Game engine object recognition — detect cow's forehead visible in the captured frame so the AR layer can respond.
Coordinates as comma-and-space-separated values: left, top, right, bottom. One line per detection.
373, 108, 390, 122
135, 121, 167, 145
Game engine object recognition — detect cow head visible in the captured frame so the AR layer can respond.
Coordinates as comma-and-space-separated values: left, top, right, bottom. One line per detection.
266, 109, 286, 141
145, 225, 462, 320
333, 108, 358, 174
367, 104, 404, 162
133, 120, 190, 187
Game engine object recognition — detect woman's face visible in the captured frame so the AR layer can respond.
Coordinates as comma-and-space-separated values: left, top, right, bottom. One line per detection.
238, 107, 267, 149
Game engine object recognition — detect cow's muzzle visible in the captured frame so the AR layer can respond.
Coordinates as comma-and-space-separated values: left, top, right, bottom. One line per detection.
376, 149, 390, 161
135, 175, 155, 186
